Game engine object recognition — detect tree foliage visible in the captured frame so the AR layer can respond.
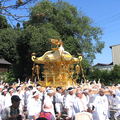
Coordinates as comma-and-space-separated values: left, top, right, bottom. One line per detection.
0, 15, 11, 29
0, 0, 105, 81
5, 67, 16, 83
87, 64, 120, 85
0, 27, 22, 63
25, 0, 105, 63
0, 0, 37, 22
109, 64, 120, 84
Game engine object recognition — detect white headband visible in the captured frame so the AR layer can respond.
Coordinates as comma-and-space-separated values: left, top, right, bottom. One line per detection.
68, 89, 73, 92
83, 90, 89, 93
17, 87, 21, 91
76, 91, 82, 94
37, 86, 41, 88
2, 89, 7, 93
46, 87, 50, 91
33, 91, 39, 97
48, 89, 54, 94
9, 88, 13, 92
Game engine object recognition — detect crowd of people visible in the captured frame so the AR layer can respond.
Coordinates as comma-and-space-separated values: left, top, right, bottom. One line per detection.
0, 80, 120, 120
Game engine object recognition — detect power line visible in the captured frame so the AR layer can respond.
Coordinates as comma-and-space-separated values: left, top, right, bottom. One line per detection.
93, 6, 120, 20
94, 13, 120, 25
104, 22, 120, 29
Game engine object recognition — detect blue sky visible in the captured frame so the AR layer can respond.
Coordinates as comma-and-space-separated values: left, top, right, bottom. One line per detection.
3, 0, 120, 65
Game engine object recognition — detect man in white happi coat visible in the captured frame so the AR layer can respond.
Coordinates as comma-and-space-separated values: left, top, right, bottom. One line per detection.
12, 86, 24, 110
1, 89, 7, 112
25, 85, 33, 104
114, 84, 120, 120
109, 83, 116, 109
91, 88, 109, 120
82, 89, 90, 112
44, 89, 55, 118
36, 84, 43, 104
0, 85, 4, 120
20, 84, 25, 105
44, 86, 50, 100
27, 89, 41, 120
72, 89, 86, 120
44, 89, 54, 103
5, 87, 14, 108
65, 87, 75, 120
55, 87, 64, 120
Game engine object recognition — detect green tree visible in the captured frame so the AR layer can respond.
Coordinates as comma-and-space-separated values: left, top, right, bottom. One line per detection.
0, 28, 22, 63
16, 22, 61, 77
100, 70, 110, 85
0, 0, 105, 80
5, 68, 16, 83
15, 0, 104, 78
87, 65, 120, 85
24, 0, 104, 64
0, 15, 11, 29
0, 0, 37, 22
88, 68, 102, 81
109, 64, 120, 84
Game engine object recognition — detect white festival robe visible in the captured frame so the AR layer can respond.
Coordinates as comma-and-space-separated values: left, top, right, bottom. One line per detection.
0, 94, 4, 120
72, 97, 86, 120
43, 95, 55, 118
25, 90, 33, 104
0, 95, 8, 112
115, 90, 120, 109
114, 90, 120, 119
92, 94, 109, 120
12, 92, 24, 110
65, 94, 76, 117
55, 92, 64, 113
27, 98, 41, 120
81, 94, 89, 111
4, 93, 12, 108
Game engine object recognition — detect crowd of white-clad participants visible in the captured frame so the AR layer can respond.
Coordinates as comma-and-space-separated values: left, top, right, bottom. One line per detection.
0, 79, 120, 120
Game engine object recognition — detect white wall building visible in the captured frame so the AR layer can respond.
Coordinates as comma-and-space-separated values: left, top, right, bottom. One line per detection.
91, 44, 120, 71
110, 44, 120, 66
91, 62, 113, 71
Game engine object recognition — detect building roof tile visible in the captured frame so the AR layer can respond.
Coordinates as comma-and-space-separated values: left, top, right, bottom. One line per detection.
0, 59, 11, 65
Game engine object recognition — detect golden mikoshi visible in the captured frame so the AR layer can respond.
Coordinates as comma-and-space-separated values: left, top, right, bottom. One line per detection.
31, 39, 84, 87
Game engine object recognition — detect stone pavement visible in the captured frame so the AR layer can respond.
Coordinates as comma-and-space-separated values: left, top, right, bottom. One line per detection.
57, 107, 120, 120
25, 106, 120, 120
110, 107, 120, 120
